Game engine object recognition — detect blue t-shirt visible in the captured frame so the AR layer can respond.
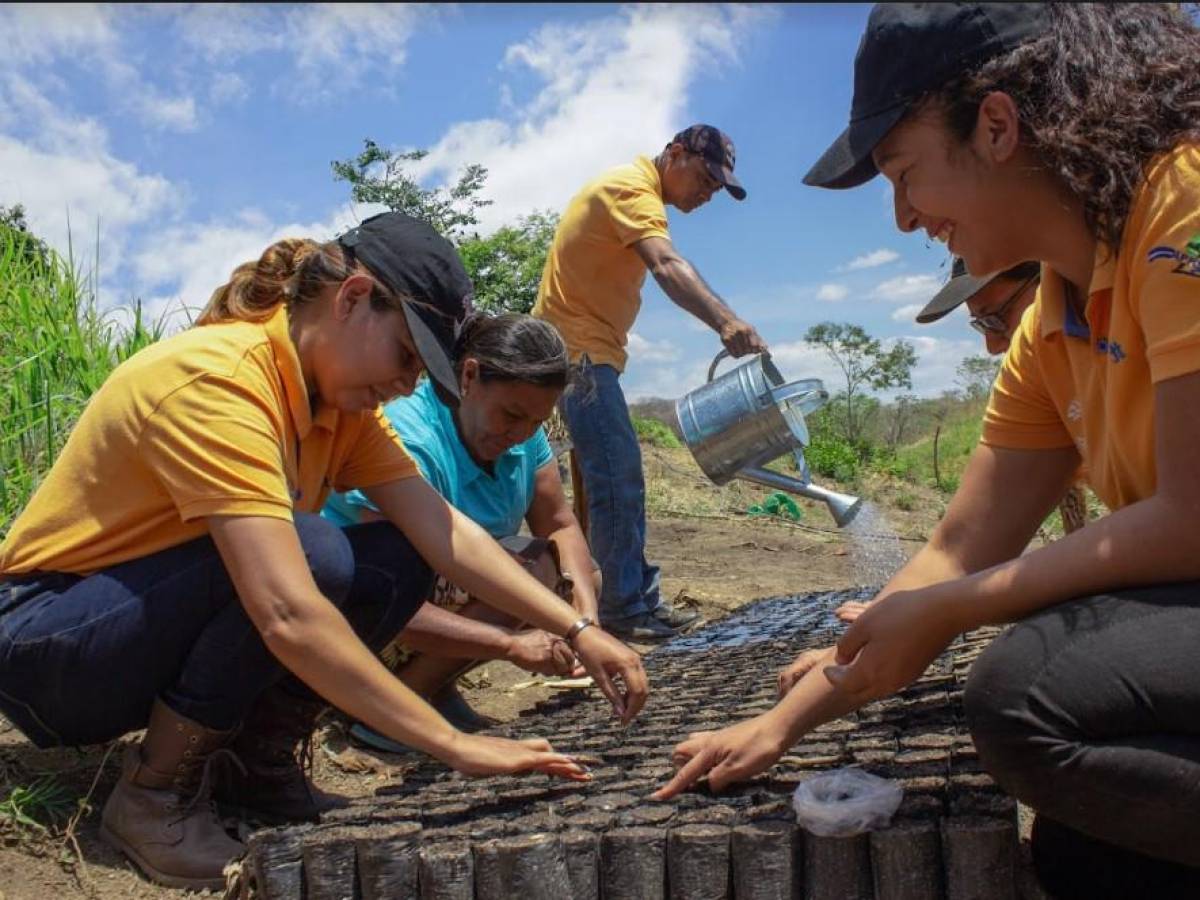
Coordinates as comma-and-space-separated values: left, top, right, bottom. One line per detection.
322, 379, 555, 539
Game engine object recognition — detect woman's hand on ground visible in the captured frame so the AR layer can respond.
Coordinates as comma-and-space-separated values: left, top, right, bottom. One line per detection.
506, 629, 581, 677
652, 712, 790, 800
444, 731, 592, 781
777, 647, 836, 699
835, 599, 871, 623
571, 626, 649, 725
824, 587, 965, 704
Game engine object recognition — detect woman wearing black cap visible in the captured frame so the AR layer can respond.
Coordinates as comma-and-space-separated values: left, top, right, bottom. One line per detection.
0, 211, 647, 889
657, 5, 1200, 895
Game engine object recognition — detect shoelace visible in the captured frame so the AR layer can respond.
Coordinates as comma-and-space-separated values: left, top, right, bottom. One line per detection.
176, 747, 247, 824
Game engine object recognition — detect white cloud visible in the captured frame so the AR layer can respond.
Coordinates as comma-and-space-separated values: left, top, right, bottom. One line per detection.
132, 204, 385, 326
624, 357, 710, 403
872, 273, 941, 302
404, 4, 773, 232
626, 332, 683, 364
839, 248, 899, 271
0, 5, 119, 67
0, 129, 177, 281
901, 335, 982, 398
891, 303, 924, 322
816, 283, 848, 302
176, 3, 432, 97
210, 71, 250, 106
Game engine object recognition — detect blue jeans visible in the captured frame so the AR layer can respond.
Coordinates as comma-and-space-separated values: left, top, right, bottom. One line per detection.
0, 514, 432, 748
561, 360, 660, 622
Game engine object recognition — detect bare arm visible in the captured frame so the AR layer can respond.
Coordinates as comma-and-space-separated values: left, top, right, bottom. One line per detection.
363, 476, 648, 723
206, 514, 585, 779
831, 370, 1200, 702
634, 236, 766, 357
524, 461, 599, 621
656, 437, 1079, 797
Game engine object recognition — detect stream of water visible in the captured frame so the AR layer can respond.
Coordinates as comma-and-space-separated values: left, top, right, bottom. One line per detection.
844, 500, 907, 587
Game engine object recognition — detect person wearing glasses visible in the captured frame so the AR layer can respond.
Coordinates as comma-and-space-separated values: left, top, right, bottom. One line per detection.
917, 258, 1091, 532
917, 257, 1040, 354
655, 4, 1200, 896
534, 124, 768, 642
835, 259, 1092, 628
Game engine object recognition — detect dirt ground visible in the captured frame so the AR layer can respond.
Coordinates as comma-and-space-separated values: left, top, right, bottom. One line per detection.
0, 450, 1046, 899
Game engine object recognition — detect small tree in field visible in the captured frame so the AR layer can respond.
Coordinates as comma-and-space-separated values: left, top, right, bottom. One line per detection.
956, 354, 1002, 403
332, 141, 559, 313
804, 322, 917, 448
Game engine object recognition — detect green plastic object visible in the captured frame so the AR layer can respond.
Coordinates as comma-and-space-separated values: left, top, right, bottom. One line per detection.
747, 491, 803, 521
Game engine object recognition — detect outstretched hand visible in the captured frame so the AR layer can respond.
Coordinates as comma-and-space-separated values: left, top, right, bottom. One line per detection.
652, 712, 790, 800
571, 626, 649, 725
824, 587, 964, 703
446, 732, 592, 781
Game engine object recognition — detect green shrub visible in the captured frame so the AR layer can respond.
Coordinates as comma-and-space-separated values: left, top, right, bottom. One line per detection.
803, 435, 860, 482
632, 416, 682, 449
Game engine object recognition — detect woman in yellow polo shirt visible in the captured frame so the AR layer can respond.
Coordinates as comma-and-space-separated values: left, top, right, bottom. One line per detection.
655, 4, 1200, 896
0, 211, 647, 890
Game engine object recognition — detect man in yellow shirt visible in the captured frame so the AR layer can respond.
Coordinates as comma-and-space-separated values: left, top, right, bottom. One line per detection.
535, 124, 767, 640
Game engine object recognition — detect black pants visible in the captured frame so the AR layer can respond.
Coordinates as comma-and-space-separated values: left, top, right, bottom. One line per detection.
0, 514, 432, 747
965, 583, 1200, 869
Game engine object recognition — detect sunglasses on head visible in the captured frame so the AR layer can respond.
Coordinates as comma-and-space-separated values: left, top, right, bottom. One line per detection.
969, 275, 1039, 336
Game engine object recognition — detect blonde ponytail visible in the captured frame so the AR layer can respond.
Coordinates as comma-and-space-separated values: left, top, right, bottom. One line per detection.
195, 237, 356, 326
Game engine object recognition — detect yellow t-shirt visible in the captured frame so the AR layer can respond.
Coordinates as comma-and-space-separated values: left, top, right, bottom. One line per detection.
982, 143, 1200, 512
533, 155, 670, 371
0, 305, 420, 576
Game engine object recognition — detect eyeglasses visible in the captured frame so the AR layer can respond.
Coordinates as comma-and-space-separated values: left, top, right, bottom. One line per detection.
968, 275, 1039, 336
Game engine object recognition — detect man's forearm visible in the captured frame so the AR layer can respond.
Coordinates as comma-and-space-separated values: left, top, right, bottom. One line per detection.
650, 255, 735, 331
399, 602, 515, 660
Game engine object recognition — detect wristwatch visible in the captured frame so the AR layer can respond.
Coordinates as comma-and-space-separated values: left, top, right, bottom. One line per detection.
564, 616, 594, 646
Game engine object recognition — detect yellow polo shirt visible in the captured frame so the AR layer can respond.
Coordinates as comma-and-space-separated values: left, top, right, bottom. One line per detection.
533, 155, 671, 371
0, 305, 419, 576
982, 143, 1200, 511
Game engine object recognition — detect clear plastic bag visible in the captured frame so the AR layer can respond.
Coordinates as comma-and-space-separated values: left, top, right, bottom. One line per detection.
791, 767, 904, 837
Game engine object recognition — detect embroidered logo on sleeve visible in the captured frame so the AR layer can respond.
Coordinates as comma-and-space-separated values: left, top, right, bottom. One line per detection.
1147, 233, 1200, 278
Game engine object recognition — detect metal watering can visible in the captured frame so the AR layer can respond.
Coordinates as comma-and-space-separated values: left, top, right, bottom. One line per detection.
675, 351, 862, 527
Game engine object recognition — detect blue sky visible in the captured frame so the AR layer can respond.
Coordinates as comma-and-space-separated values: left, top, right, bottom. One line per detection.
1, 3, 982, 402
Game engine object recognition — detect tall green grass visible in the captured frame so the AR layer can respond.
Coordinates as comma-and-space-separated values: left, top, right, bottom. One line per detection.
1, 226, 163, 537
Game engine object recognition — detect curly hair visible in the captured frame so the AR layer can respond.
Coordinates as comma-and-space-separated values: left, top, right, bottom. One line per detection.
925, 3, 1200, 251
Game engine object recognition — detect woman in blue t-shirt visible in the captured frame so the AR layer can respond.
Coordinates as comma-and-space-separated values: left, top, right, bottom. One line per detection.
324, 313, 599, 740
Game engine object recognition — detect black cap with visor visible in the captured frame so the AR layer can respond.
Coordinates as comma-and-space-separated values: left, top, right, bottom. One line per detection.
335, 211, 474, 405
917, 256, 1041, 324
804, 3, 1050, 190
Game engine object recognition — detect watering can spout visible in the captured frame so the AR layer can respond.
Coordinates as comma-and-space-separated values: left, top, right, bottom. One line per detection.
675, 350, 862, 527
738, 466, 862, 528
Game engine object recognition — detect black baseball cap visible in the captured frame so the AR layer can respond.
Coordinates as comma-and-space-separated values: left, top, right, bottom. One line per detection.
336, 211, 474, 404
671, 124, 746, 200
916, 256, 1040, 324
804, 3, 1050, 190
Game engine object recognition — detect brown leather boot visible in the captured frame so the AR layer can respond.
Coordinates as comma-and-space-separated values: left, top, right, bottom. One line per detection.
214, 685, 342, 825
100, 699, 245, 891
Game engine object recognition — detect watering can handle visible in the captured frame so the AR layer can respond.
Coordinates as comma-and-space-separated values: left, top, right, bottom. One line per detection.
706, 350, 731, 383
707, 349, 775, 383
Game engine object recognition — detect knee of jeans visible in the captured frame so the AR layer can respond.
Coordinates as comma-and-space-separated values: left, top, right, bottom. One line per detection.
965, 636, 1056, 795
293, 513, 355, 604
